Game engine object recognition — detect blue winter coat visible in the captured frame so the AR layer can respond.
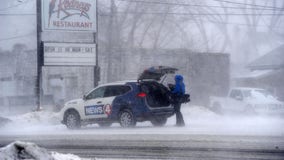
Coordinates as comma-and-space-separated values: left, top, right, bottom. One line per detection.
172, 75, 185, 95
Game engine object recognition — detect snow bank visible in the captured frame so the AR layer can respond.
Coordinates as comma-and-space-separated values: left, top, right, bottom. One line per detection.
0, 116, 12, 128
0, 141, 82, 160
179, 105, 284, 136
8, 110, 61, 125
51, 152, 83, 160
0, 110, 65, 135
182, 105, 218, 118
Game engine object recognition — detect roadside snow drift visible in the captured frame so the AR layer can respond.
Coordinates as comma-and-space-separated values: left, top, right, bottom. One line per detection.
0, 105, 283, 136
0, 141, 82, 160
1, 110, 65, 134
8, 110, 61, 125
0, 116, 12, 128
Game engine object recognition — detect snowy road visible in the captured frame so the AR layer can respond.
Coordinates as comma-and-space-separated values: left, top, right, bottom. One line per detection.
0, 134, 284, 159
0, 105, 284, 159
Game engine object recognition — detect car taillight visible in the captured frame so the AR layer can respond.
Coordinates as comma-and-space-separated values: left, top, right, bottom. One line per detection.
137, 92, 147, 98
104, 104, 112, 116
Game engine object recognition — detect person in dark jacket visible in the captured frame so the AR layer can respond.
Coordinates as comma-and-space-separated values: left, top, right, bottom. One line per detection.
171, 75, 185, 126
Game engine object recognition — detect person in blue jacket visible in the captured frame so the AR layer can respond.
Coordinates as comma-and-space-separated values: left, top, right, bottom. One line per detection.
171, 75, 185, 126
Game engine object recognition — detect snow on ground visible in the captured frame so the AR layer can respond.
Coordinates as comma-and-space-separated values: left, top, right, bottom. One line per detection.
0, 105, 284, 160
0, 105, 284, 136
0, 110, 65, 134
0, 141, 87, 160
0, 141, 162, 160
0, 142, 164, 160
181, 106, 284, 136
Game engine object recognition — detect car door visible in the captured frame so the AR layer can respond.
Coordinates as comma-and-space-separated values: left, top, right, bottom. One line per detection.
227, 89, 245, 112
100, 85, 133, 116
83, 86, 108, 119
83, 85, 128, 119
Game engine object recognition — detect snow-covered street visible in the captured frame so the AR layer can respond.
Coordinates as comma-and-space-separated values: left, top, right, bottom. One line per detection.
1, 105, 284, 159
1, 105, 284, 136
0, 104, 284, 160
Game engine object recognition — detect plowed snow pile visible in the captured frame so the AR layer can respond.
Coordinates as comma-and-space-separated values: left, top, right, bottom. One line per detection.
0, 141, 83, 160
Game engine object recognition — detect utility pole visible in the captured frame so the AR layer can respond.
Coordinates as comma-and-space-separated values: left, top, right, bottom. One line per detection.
36, 0, 43, 111
106, 0, 115, 83
94, 0, 100, 87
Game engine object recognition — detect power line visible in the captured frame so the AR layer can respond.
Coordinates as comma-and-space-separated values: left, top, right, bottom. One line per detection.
0, 33, 35, 42
99, 12, 282, 29
212, 0, 284, 10
114, 11, 284, 16
201, 19, 280, 28
118, 0, 284, 11
98, 12, 283, 29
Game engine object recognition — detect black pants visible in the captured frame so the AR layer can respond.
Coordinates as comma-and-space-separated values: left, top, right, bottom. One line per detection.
174, 102, 185, 126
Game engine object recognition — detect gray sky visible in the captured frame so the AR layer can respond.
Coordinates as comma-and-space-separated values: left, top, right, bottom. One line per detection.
0, 0, 283, 63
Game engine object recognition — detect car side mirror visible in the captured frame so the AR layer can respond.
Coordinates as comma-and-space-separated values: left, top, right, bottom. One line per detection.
83, 95, 87, 101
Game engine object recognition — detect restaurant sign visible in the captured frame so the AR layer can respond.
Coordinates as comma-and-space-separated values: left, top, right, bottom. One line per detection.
42, 0, 96, 32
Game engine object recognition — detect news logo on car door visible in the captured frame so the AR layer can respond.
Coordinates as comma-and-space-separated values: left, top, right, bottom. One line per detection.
85, 105, 104, 115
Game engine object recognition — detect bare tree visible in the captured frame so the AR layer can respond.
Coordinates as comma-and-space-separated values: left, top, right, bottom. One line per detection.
98, 0, 284, 81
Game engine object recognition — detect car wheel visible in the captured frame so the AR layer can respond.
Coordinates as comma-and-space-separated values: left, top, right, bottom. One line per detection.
151, 117, 167, 126
65, 110, 81, 129
119, 109, 136, 128
211, 102, 223, 114
98, 121, 112, 127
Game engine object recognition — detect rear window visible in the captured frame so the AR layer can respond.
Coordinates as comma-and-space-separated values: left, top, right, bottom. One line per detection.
104, 85, 131, 97
229, 89, 242, 99
140, 82, 169, 95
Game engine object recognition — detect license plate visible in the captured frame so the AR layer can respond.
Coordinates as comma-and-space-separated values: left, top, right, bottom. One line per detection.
85, 105, 104, 115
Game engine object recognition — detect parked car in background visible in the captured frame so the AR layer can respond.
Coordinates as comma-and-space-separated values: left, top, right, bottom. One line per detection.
210, 87, 284, 115
60, 66, 177, 129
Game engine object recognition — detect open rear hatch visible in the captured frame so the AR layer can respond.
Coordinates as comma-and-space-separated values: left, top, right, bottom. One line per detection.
138, 66, 178, 82
138, 66, 178, 108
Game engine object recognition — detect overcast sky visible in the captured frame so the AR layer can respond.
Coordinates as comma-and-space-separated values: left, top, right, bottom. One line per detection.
0, 0, 283, 61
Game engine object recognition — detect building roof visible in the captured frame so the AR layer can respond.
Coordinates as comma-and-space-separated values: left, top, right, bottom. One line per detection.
234, 69, 275, 79
247, 44, 284, 70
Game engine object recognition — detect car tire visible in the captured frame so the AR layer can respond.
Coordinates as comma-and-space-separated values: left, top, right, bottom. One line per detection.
98, 122, 112, 127
119, 109, 136, 128
211, 102, 223, 115
65, 110, 81, 129
151, 117, 167, 126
